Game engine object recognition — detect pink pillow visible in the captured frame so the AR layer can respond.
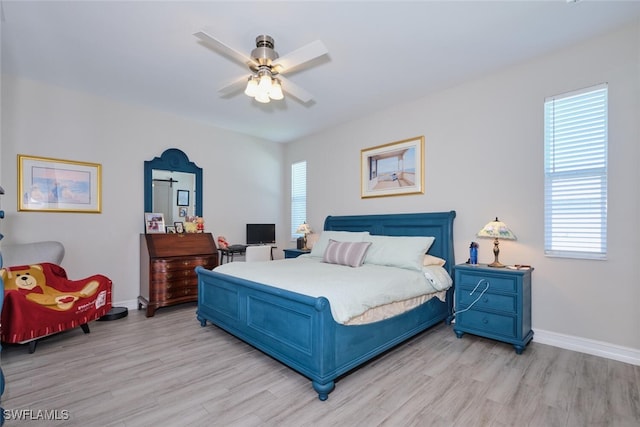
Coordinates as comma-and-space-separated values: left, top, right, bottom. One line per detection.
323, 239, 372, 268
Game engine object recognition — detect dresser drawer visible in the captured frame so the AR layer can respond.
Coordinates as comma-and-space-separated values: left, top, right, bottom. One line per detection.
151, 256, 215, 272
151, 269, 197, 282
456, 309, 517, 339
457, 290, 517, 314
151, 283, 198, 301
151, 277, 197, 290
456, 271, 518, 293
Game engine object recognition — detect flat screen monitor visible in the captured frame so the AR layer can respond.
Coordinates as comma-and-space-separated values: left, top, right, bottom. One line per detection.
246, 224, 276, 245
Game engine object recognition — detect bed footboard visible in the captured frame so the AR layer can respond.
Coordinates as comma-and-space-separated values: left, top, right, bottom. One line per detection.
196, 266, 450, 400
196, 266, 339, 399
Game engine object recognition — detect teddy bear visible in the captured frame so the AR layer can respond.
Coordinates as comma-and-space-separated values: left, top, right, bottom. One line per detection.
217, 236, 229, 249
184, 216, 198, 233
0, 264, 100, 311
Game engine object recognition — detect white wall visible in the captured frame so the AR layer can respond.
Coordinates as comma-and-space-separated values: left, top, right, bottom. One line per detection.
0, 76, 284, 305
285, 23, 640, 355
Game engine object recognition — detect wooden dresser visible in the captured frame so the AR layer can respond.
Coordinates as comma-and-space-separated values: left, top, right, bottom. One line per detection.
139, 233, 217, 317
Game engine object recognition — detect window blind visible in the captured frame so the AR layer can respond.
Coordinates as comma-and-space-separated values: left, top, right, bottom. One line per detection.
291, 161, 307, 238
544, 83, 608, 259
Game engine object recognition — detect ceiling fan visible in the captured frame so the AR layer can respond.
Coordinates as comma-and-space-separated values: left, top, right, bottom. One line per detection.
194, 30, 328, 104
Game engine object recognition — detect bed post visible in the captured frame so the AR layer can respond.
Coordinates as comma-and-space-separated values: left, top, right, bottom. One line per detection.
312, 381, 335, 401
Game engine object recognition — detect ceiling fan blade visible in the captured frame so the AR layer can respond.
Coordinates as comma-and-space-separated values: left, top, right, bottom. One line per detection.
279, 75, 314, 103
273, 40, 328, 74
218, 75, 249, 97
194, 30, 257, 68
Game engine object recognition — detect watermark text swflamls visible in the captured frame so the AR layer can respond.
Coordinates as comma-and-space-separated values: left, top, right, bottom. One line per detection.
3, 409, 70, 421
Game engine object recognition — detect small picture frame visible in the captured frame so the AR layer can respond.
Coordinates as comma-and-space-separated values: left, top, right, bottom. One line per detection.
178, 207, 187, 217
177, 189, 189, 206
166, 225, 176, 234
144, 213, 165, 234
174, 221, 184, 234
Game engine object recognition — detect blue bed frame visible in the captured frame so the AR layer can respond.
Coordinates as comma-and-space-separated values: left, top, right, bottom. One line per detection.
196, 211, 456, 400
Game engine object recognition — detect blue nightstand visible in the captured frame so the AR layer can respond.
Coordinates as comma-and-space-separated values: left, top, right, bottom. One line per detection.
453, 264, 533, 354
283, 248, 311, 259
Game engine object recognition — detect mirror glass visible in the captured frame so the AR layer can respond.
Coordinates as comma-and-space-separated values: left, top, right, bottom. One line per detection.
151, 170, 196, 225
144, 149, 202, 226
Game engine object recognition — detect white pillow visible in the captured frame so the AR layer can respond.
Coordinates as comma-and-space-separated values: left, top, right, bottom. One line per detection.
309, 231, 370, 258
422, 265, 453, 291
323, 239, 372, 267
364, 235, 435, 271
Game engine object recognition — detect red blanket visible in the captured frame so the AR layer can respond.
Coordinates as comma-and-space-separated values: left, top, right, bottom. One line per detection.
1, 263, 112, 343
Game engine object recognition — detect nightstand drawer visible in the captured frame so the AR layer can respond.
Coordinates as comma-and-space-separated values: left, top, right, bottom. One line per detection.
457, 290, 517, 314
456, 310, 517, 339
456, 271, 518, 293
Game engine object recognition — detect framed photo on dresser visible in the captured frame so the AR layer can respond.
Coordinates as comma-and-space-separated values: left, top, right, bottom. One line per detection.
144, 212, 165, 234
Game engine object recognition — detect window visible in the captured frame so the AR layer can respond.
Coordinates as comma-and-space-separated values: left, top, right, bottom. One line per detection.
544, 83, 608, 259
291, 161, 307, 239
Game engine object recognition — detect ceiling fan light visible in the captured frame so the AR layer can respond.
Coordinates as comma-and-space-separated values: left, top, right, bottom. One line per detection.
258, 73, 272, 94
269, 78, 284, 100
244, 76, 258, 97
255, 92, 270, 103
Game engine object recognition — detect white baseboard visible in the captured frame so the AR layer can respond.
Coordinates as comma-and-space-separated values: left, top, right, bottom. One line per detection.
112, 299, 139, 311
534, 328, 640, 366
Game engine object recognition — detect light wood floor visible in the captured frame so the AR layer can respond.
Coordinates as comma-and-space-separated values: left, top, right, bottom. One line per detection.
1, 303, 638, 426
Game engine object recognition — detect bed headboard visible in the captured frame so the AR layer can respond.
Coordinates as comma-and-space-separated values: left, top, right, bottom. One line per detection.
323, 211, 456, 275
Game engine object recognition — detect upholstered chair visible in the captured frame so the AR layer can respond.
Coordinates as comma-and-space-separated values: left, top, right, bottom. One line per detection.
245, 245, 272, 262
0, 241, 112, 353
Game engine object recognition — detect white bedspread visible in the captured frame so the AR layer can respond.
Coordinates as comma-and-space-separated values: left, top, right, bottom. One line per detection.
213, 256, 448, 324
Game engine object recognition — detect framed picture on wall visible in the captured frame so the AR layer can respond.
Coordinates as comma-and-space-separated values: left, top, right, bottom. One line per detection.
177, 190, 189, 206
360, 136, 424, 198
18, 154, 102, 213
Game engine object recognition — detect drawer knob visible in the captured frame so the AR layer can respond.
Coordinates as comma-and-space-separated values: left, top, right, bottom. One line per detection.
482, 317, 488, 324
483, 297, 489, 303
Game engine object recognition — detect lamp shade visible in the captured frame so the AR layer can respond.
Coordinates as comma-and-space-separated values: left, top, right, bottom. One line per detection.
255, 92, 270, 103
269, 78, 284, 100
244, 76, 258, 97
296, 222, 312, 235
477, 218, 516, 240
476, 217, 516, 268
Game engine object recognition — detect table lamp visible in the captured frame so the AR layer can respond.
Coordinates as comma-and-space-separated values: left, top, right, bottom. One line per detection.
296, 222, 312, 250
476, 217, 516, 268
